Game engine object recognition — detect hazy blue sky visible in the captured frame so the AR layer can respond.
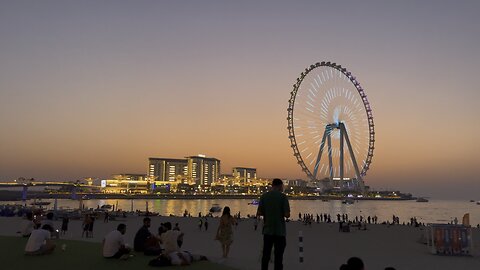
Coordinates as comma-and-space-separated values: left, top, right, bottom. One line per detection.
1, 1, 479, 199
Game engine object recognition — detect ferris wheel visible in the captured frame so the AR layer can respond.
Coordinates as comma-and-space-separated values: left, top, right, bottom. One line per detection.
287, 62, 375, 191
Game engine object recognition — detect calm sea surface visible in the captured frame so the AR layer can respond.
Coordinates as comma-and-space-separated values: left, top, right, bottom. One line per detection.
4, 198, 480, 226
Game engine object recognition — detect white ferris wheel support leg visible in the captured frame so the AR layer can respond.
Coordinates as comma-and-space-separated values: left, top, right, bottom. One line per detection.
313, 127, 329, 181
339, 123, 365, 193
340, 125, 345, 192
327, 128, 334, 186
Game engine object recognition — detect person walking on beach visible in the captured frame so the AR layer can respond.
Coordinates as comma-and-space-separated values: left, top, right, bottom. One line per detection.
204, 217, 209, 231
88, 215, 96, 238
215, 206, 236, 258
257, 178, 290, 270
82, 214, 92, 238
198, 218, 203, 230
61, 215, 69, 235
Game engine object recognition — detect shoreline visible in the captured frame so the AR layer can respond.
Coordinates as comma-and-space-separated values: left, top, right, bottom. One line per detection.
0, 191, 415, 202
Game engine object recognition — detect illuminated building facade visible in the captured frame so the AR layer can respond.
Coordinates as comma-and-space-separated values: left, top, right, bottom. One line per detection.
232, 167, 257, 185
101, 173, 149, 194
149, 158, 188, 182
149, 155, 220, 186
187, 155, 220, 186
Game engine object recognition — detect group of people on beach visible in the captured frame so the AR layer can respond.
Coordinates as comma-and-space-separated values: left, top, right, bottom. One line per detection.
17, 178, 292, 270
17, 178, 428, 270
20, 212, 57, 255
101, 216, 208, 266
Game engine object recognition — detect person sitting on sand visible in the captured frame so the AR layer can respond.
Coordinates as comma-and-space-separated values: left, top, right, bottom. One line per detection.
103, 223, 131, 259
25, 224, 56, 255
134, 217, 161, 255
134, 217, 153, 252
160, 222, 184, 255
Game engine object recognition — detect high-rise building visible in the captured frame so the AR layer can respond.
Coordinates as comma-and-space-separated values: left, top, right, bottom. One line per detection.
148, 158, 188, 182
188, 155, 220, 186
232, 167, 257, 185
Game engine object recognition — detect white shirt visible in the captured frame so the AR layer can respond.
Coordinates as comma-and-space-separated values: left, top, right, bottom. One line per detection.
25, 229, 51, 252
160, 230, 182, 254
21, 220, 35, 236
103, 230, 125, 257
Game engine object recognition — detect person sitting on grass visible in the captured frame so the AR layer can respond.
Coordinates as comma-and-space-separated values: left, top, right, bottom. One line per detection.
134, 217, 161, 255
103, 223, 131, 259
160, 222, 184, 255
24, 224, 56, 255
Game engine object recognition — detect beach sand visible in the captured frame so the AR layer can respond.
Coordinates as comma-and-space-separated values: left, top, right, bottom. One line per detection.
1, 215, 479, 269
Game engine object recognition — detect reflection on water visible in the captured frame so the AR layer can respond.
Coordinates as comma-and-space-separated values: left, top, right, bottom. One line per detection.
5, 198, 480, 225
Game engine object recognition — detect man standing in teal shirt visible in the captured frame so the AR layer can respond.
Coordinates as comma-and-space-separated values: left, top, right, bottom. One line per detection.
257, 178, 290, 270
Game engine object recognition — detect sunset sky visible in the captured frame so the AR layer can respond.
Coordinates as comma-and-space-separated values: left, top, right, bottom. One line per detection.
1, 1, 479, 199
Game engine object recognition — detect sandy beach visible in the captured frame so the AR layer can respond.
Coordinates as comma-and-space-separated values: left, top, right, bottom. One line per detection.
1, 214, 479, 270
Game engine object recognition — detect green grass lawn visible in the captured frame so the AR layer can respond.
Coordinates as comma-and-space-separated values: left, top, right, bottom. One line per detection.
1, 236, 236, 270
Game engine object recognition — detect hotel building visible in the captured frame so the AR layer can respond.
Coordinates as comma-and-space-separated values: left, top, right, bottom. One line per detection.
232, 167, 257, 185
149, 155, 220, 186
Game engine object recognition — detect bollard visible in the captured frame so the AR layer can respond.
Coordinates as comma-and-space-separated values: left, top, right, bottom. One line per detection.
299, 230, 304, 263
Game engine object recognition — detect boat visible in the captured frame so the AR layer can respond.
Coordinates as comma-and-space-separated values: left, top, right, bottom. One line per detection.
416, 197, 429, 202
342, 198, 354, 204
100, 204, 113, 209
137, 211, 159, 216
248, 199, 259, 205
209, 204, 222, 213
30, 201, 51, 206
